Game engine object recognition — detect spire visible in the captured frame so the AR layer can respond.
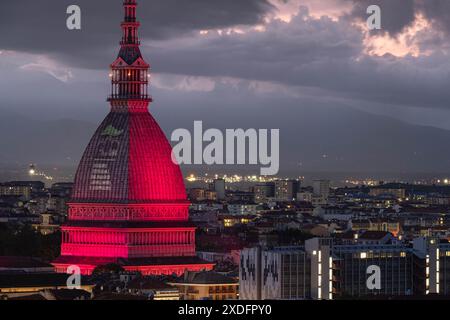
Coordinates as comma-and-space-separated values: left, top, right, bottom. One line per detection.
108, 0, 151, 104
121, 0, 140, 46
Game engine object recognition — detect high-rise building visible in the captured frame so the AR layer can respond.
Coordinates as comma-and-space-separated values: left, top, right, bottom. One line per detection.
52, 1, 214, 275
312, 180, 330, 199
332, 243, 414, 297
240, 245, 317, 300
239, 247, 261, 300
304, 238, 333, 300
213, 179, 226, 200
412, 237, 450, 295
240, 238, 434, 300
274, 180, 299, 202
254, 182, 275, 204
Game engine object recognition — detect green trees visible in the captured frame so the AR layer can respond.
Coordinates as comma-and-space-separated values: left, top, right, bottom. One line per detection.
92, 264, 125, 276
0, 223, 61, 261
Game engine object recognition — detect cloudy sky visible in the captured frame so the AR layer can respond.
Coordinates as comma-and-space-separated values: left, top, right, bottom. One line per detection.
2, 0, 450, 176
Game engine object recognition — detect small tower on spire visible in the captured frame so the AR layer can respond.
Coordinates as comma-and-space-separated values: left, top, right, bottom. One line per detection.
122, 0, 139, 45
108, 0, 151, 105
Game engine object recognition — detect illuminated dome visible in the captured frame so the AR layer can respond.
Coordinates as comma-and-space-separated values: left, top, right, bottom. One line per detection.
71, 110, 187, 203
53, 0, 214, 276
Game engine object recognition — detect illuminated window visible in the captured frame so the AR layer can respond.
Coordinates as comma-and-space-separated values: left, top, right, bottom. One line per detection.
360, 252, 367, 259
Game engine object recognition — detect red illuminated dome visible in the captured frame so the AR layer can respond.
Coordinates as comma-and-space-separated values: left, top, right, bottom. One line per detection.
52, 0, 214, 275
71, 110, 188, 204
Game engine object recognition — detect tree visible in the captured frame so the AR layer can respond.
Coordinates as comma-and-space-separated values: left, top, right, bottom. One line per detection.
92, 263, 125, 276
0, 223, 61, 261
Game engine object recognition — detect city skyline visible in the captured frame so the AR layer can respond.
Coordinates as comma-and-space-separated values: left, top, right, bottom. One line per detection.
3, 0, 450, 305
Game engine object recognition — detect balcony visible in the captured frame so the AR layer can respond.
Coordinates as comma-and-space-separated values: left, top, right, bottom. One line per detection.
108, 94, 152, 102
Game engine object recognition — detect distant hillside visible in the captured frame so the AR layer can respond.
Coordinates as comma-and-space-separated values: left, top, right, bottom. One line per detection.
1, 105, 450, 174
0, 109, 95, 166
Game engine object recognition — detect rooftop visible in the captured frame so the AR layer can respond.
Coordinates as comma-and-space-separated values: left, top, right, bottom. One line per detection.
0, 256, 53, 269
174, 271, 237, 285
0, 273, 92, 288
359, 231, 393, 240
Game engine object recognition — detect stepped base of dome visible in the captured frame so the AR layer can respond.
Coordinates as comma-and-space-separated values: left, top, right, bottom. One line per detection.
59, 224, 197, 259
52, 256, 214, 276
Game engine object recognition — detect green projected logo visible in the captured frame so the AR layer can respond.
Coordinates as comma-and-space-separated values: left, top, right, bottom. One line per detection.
101, 125, 124, 137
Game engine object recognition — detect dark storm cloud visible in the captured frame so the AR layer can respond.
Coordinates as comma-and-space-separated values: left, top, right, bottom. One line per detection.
3, 1, 450, 111
145, 13, 450, 110
417, 0, 450, 35
0, 0, 274, 68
